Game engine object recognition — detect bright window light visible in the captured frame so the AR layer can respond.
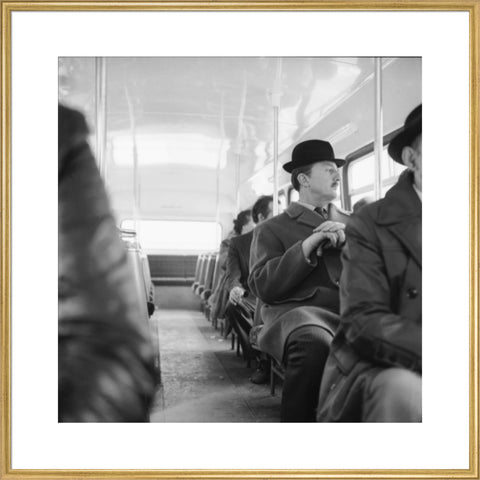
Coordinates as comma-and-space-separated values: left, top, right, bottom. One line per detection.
111, 133, 226, 169
347, 146, 407, 205
121, 219, 221, 254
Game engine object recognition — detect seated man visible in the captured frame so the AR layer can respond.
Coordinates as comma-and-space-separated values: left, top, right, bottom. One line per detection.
224, 195, 273, 382
249, 140, 349, 422
317, 105, 422, 422
208, 209, 253, 331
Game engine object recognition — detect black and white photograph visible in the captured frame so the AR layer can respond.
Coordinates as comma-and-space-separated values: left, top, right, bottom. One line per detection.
58, 57, 422, 423
2, 5, 476, 477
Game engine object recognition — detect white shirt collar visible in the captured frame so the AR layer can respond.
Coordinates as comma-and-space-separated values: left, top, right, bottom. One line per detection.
295, 200, 315, 211
296, 201, 328, 215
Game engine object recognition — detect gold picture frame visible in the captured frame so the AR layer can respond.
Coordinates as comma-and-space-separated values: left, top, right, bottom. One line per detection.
1, 2, 479, 478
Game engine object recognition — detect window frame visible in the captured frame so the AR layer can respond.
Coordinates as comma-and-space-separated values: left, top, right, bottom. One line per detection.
342, 126, 404, 211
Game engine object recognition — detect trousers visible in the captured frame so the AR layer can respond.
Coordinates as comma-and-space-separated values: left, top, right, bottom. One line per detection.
317, 363, 422, 422
363, 368, 422, 422
281, 324, 332, 422
224, 300, 255, 359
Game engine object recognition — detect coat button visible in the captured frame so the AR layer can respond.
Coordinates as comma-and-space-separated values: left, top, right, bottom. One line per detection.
407, 288, 418, 299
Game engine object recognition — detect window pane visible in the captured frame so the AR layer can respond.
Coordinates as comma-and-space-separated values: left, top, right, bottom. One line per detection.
289, 188, 299, 204
348, 145, 408, 206
349, 154, 374, 190
121, 219, 221, 254
349, 146, 405, 192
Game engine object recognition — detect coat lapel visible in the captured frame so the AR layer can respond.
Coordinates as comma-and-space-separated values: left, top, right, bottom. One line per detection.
376, 172, 422, 267
387, 218, 422, 267
285, 202, 322, 229
286, 201, 350, 229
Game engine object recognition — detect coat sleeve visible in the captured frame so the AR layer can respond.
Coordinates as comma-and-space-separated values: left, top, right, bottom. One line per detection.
248, 222, 317, 304
340, 214, 421, 372
225, 240, 243, 292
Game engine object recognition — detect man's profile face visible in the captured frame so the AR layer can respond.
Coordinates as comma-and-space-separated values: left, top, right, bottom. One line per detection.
306, 161, 341, 201
403, 133, 422, 189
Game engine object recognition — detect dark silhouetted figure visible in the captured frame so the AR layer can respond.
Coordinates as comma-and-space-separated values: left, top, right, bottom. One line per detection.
58, 104, 157, 422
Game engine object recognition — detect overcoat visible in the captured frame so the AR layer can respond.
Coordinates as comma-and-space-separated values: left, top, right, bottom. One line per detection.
208, 233, 236, 320
248, 202, 350, 362
226, 230, 257, 314
226, 230, 253, 293
317, 171, 422, 421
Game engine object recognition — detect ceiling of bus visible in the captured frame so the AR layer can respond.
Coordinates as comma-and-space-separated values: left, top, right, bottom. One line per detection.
60, 57, 375, 170
59, 57, 421, 220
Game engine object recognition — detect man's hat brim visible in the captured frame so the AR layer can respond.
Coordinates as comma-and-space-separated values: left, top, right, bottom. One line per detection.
283, 157, 346, 173
388, 126, 421, 164
388, 105, 422, 164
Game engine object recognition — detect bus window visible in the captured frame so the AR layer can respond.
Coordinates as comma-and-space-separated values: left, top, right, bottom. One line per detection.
120, 219, 221, 254
288, 187, 299, 205
346, 146, 406, 208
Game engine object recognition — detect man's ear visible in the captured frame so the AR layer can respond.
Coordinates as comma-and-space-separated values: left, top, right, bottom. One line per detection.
298, 173, 309, 188
401, 146, 416, 171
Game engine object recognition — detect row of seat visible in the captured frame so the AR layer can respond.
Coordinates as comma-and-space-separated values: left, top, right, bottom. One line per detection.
120, 229, 160, 383
191, 252, 285, 396
192, 251, 248, 348
192, 251, 220, 321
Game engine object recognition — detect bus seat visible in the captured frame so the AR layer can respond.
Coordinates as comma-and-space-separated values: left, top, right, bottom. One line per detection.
191, 253, 205, 292
200, 253, 218, 306
195, 253, 210, 296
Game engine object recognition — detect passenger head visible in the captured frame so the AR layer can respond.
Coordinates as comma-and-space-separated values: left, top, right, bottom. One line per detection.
353, 196, 373, 214
387, 105, 422, 191
233, 209, 254, 235
284, 140, 345, 206
252, 195, 274, 224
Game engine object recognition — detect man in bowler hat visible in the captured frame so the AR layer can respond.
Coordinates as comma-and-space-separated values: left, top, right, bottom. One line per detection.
317, 105, 422, 422
248, 139, 349, 421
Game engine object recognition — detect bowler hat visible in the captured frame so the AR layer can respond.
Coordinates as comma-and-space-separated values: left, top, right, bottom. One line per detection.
388, 105, 422, 164
282, 139, 345, 173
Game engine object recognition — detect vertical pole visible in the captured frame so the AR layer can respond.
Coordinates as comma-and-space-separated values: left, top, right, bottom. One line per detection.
124, 84, 140, 234
271, 58, 282, 216
95, 57, 107, 179
215, 92, 225, 244
272, 105, 279, 215
235, 154, 241, 212
373, 58, 383, 200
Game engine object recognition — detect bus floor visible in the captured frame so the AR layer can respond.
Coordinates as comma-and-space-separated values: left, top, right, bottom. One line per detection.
149, 309, 281, 422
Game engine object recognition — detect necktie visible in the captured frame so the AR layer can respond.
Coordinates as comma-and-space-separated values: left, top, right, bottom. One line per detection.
314, 207, 328, 221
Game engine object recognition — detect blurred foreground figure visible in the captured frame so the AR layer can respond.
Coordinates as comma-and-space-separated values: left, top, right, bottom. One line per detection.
58, 104, 157, 422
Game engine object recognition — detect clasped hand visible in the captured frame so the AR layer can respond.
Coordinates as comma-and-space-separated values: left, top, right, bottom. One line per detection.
302, 221, 346, 258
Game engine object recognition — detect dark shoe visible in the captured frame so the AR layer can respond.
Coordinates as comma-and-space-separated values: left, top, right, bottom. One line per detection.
250, 367, 269, 385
